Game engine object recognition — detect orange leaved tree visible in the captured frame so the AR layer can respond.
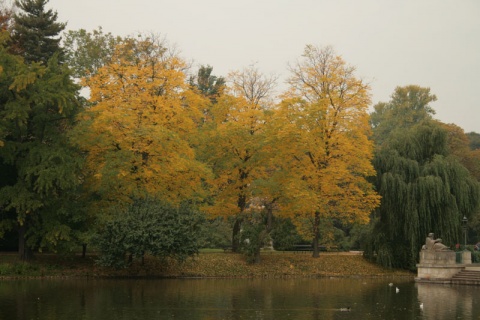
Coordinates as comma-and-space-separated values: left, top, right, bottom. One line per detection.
199, 66, 277, 252
276, 45, 380, 257
72, 35, 210, 207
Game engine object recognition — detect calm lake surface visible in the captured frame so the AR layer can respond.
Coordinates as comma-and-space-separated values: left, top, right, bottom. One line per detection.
0, 277, 478, 320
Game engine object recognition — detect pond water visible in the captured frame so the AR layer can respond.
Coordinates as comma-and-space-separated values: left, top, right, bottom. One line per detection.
0, 277, 478, 320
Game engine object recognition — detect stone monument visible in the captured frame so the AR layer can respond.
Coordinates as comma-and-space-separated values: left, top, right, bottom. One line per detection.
416, 233, 469, 282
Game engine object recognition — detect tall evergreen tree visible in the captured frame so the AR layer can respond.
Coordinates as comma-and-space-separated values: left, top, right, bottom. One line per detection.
0, 43, 82, 259
0, 1, 82, 259
11, 0, 66, 64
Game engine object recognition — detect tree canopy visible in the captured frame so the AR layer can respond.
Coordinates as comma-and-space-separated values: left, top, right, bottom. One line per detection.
72, 35, 210, 206
370, 85, 437, 146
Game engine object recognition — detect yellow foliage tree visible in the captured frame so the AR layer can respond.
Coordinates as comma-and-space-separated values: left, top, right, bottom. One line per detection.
72, 36, 210, 207
276, 45, 380, 257
200, 66, 277, 251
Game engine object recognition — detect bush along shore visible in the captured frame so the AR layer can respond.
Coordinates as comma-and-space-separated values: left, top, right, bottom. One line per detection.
0, 252, 413, 279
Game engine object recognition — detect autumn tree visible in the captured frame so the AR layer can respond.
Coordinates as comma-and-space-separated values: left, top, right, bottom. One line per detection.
199, 65, 277, 254
71, 34, 210, 207
276, 45, 380, 257
11, 0, 66, 63
442, 123, 480, 181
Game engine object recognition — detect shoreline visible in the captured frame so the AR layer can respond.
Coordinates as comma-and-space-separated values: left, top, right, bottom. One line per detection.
0, 252, 414, 280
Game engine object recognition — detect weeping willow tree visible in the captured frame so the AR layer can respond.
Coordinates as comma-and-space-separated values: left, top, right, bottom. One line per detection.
365, 121, 480, 270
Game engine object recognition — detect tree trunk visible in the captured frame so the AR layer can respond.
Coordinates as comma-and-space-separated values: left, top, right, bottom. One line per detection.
253, 247, 261, 264
232, 218, 242, 253
312, 211, 320, 258
82, 244, 87, 258
265, 203, 273, 232
18, 222, 33, 261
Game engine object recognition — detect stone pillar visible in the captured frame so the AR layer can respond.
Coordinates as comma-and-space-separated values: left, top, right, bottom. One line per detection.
462, 250, 472, 264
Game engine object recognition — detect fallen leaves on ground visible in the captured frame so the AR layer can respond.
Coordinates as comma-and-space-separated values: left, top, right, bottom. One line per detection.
0, 252, 413, 279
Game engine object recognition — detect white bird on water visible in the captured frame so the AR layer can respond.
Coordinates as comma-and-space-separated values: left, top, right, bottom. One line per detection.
396, 287, 400, 293
420, 303, 424, 310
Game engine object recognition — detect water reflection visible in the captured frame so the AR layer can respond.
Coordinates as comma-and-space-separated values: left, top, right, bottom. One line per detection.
1, 277, 479, 319
417, 283, 476, 320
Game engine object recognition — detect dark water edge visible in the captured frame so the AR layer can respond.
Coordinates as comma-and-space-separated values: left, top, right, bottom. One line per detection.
0, 277, 478, 320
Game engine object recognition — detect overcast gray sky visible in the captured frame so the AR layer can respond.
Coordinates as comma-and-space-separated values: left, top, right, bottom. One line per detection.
48, 0, 480, 133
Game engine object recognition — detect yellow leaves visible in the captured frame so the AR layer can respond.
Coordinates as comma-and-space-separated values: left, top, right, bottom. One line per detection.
271, 45, 380, 238
74, 39, 210, 204
159, 253, 409, 278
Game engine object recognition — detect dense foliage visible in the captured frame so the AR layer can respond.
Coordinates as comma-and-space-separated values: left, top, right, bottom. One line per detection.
96, 199, 204, 268
366, 86, 480, 270
0, 0, 83, 260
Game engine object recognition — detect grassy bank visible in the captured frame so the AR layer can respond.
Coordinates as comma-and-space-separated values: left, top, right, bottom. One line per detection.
0, 251, 413, 279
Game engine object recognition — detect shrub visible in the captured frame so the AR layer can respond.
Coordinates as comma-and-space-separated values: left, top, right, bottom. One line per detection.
95, 199, 205, 268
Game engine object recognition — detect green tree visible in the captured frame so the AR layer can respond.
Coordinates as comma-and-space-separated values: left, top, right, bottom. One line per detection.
466, 132, 480, 151
189, 65, 225, 103
96, 199, 204, 268
11, 0, 66, 64
0, 29, 82, 259
370, 85, 437, 145
366, 97, 480, 269
188, 65, 225, 128
63, 27, 122, 79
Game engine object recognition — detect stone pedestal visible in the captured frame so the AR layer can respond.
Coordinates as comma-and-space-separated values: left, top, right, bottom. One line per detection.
416, 249, 464, 281
419, 250, 456, 265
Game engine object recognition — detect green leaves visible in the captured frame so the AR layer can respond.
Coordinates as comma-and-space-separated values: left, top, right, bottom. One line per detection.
0, 14, 82, 258
8, 61, 45, 92
12, 0, 66, 64
368, 105, 480, 269
370, 85, 437, 146
95, 199, 205, 268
